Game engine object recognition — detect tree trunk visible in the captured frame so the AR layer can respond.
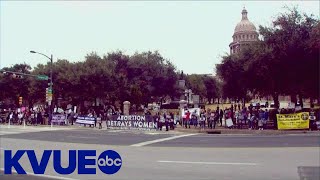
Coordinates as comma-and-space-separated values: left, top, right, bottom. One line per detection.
290, 94, 297, 105
310, 97, 314, 108
272, 93, 280, 109
298, 93, 303, 108
242, 98, 245, 108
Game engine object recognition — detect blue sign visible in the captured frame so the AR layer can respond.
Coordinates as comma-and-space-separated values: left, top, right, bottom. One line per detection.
4, 150, 122, 175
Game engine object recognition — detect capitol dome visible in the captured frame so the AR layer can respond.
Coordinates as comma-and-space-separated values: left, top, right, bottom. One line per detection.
229, 7, 258, 54
234, 8, 257, 33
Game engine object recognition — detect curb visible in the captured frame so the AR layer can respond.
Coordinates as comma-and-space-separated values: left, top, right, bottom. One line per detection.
174, 128, 320, 136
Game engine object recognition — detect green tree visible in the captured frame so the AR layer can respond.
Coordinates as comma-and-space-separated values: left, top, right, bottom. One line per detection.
0, 64, 32, 107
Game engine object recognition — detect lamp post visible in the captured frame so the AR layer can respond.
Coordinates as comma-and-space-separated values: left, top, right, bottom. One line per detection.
30, 51, 53, 127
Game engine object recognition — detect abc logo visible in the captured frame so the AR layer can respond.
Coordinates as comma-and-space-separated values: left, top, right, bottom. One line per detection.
97, 150, 122, 174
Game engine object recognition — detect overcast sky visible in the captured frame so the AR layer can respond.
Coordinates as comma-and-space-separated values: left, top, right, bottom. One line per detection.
0, 1, 319, 74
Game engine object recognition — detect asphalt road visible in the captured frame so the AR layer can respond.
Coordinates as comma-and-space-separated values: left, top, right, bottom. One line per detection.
0, 127, 319, 180
1, 128, 319, 147
0, 170, 54, 180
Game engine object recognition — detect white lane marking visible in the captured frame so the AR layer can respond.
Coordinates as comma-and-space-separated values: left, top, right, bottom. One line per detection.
130, 133, 197, 147
157, 160, 258, 166
108, 130, 125, 132
66, 135, 96, 139
0, 168, 78, 180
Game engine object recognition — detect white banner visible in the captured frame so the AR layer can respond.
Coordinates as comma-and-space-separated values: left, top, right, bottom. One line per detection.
181, 108, 200, 118
76, 116, 95, 125
226, 118, 233, 127
75, 119, 95, 125
52, 114, 66, 124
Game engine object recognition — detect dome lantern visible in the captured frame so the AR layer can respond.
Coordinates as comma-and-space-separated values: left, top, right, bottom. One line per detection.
241, 7, 248, 20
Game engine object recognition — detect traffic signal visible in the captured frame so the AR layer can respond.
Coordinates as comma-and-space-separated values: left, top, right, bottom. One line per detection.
18, 96, 23, 105
46, 87, 53, 102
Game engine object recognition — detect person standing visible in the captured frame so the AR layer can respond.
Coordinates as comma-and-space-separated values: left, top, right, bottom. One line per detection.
18, 111, 24, 125
185, 110, 191, 128
231, 105, 235, 125
9, 111, 13, 125
234, 109, 239, 128
199, 114, 206, 130
248, 112, 255, 130
159, 113, 165, 131
30, 109, 34, 125
309, 109, 316, 131
191, 111, 198, 128
94, 111, 97, 128
169, 112, 175, 130
219, 109, 223, 127
213, 110, 219, 129
97, 114, 102, 129
238, 111, 244, 129
207, 111, 213, 129
258, 110, 265, 130
165, 112, 170, 131
264, 109, 269, 130
154, 112, 159, 130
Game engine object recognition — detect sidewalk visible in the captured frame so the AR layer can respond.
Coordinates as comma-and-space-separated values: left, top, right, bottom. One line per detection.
0, 124, 78, 130
174, 126, 320, 135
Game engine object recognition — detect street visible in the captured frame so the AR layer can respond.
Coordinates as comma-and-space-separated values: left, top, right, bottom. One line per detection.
0, 126, 319, 180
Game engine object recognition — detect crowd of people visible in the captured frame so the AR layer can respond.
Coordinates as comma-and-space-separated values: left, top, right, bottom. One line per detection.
152, 111, 176, 131
182, 106, 271, 130
1, 103, 319, 131
180, 104, 320, 131
0, 107, 46, 125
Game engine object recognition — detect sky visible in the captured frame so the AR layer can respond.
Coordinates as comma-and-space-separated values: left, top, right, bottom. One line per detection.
0, 1, 319, 75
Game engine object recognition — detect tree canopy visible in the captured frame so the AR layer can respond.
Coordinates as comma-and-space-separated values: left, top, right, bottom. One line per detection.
216, 7, 319, 107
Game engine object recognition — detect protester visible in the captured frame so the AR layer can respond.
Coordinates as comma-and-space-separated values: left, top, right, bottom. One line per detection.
169, 112, 175, 130
208, 111, 214, 129
165, 112, 170, 131
37, 110, 43, 125
248, 112, 254, 130
219, 109, 224, 126
97, 114, 102, 129
159, 113, 165, 131
185, 110, 191, 129
264, 109, 269, 130
238, 111, 243, 129
309, 109, 316, 131
258, 110, 265, 130
191, 110, 198, 128
199, 113, 206, 130
18, 111, 24, 125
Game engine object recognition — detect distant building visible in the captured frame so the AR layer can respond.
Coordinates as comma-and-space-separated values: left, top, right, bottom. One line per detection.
229, 7, 258, 54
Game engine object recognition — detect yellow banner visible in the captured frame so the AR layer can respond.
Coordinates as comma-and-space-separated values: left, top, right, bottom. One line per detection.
277, 112, 309, 130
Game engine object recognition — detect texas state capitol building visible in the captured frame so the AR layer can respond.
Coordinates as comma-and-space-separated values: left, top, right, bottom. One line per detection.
228, 7, 295, 105
229, 7, 258, 54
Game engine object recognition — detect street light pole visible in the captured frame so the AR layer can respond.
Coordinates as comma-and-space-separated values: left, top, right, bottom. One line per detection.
185, 89, 192, 108
30, 51, 53, 128
49, 54, 53, 128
